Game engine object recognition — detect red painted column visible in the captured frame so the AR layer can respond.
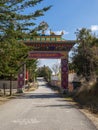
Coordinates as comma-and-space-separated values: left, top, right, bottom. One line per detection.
61, 58, 68, 89
17, 65, 25, 93
17, 72, 24, 93
25, 70, 29, 84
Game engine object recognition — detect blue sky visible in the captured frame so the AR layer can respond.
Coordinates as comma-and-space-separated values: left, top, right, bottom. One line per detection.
35, 0, 98, 39
28, 0, 98, 69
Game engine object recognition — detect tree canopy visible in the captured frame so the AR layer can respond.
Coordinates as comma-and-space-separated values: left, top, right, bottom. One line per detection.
37, 66, 52, 81
0, 0, 51, 36
0, 0, 51, 78
71, 28, 98, 81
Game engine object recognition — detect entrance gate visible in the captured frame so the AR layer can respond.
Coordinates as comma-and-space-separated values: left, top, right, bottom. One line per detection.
17, 35, 75, 93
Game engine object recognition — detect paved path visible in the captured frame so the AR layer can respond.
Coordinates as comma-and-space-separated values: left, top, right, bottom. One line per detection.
0, 77, 97, 130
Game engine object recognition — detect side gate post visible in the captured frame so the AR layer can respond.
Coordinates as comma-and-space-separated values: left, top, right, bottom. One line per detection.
61, 58, 68, 92
17, 65, 25, 93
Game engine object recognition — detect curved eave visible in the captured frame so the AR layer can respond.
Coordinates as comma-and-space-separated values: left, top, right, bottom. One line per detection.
24, 40, 76, 45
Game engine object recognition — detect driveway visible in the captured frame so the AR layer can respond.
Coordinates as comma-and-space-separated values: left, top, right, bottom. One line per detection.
0, 77, 97, 130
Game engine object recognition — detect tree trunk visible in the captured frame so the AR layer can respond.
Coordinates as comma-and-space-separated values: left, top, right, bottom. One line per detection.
10, 74, 12, 96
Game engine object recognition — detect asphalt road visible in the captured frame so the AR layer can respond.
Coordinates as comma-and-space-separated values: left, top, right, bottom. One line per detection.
0, 77, 97, 130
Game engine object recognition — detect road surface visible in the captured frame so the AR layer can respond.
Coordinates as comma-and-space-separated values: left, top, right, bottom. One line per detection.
0, 77, 97, 130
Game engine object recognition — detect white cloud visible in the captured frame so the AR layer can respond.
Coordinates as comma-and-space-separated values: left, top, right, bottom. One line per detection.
46, 30, 69, 35
38, 59, 61, 69
45, 30, 50, 35
91, 25, 98, 31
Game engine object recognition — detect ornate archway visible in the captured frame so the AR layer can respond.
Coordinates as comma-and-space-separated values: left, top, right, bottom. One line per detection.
17, 35, 75, 93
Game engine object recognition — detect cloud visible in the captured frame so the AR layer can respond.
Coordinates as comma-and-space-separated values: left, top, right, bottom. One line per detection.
91, 25, 98, 31
46, 30, 69, 35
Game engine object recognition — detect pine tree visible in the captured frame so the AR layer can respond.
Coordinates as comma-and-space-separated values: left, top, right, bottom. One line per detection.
0, 0, 51, 37
0, 0, 51, 76
0, 0, 51, 95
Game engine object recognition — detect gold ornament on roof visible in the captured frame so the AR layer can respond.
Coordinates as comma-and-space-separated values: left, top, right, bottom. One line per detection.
50, 29, 56, 35
61, 31, 64, 35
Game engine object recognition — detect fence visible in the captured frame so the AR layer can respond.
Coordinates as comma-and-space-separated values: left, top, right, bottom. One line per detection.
0, 80, 17, 89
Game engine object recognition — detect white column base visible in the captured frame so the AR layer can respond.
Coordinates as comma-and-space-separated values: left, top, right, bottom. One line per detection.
17, 88, 23, 93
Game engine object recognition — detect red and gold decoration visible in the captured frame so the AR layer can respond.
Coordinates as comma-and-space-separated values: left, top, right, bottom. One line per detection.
18, 34, 75, 91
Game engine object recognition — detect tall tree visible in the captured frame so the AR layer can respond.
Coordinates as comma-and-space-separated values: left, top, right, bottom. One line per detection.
0, 0, 51, 77
73, 28, 98, 81
0, 0, 51, 94
0, 0, 51, 36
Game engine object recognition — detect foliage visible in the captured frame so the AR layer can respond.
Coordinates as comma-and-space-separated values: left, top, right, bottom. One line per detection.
72, 28, 98, 81
37, 65, 52, 81
0, 31, 32, 77
0, 0, 51, 35
68, 62, 75, 71
26, 59, 38, 81
0, 0, 51, 78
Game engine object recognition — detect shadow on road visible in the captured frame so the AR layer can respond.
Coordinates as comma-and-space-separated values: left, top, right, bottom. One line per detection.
36, 104, 74, 109
29, 93, 60, 99
15, 92, 62, 99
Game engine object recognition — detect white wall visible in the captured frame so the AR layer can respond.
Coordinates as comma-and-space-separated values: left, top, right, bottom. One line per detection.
0, 80, 17, 89
69, 73, 79, 82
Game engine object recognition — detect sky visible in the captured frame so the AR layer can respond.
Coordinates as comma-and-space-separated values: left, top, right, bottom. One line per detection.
28, 0, 98, 69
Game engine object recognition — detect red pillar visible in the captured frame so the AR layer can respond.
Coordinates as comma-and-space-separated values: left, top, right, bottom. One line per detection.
17, 65, 25, 93
61, 58, 68, 89
25, 70, 29, 84
17, 72, 24, 93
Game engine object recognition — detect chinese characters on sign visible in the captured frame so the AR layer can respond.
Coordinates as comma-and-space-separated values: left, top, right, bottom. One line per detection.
28, 51, 67, 59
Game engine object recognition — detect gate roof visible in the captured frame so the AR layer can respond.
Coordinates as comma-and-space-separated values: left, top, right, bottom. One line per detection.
19, 35, 76, 51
